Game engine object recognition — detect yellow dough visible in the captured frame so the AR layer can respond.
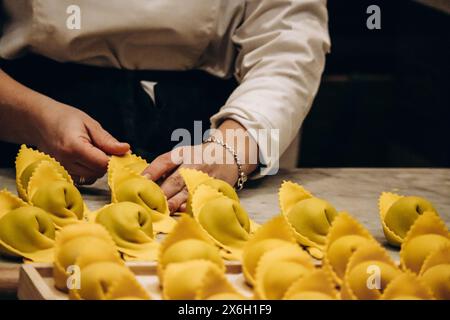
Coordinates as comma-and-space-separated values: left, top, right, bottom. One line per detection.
115, 178, 167, 214
322, 212, 378, 285
108, 155, 175, 234
283, 269, 338, 300
157, 215, 224, 281
202, 293, 246, 300
15, 145, 86, 227
419, 245, 450, 300
254, 244, 315, 300
242, 215, 297, 286
323, 212, 377, 285
279, 181, 338, 259
379, 192, 437, 246
107, 152, 148, 183
381, 272, 434, 300
192, 184, 258, 260
55, 221, 115, 244
108, 154, 156, 204
69, 261, 149, 300
15, 145, 73, 201
196, 262, 246, 300
53, 223, 121, 291
94, 202, 160, 261
27, 163, 84, 227
341, 242, 402, 300
0, 189, 29, 215
179, 168, 239, 215
287, 198, 337, 244
400, 211, 449, 274
0, 205, 55, 262
163, 260, 230, 300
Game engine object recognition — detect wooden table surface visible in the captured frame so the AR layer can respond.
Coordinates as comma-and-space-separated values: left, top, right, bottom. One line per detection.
1, 168, 449, 298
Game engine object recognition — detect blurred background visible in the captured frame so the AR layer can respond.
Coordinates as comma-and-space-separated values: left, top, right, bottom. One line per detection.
299, 0, 450, 167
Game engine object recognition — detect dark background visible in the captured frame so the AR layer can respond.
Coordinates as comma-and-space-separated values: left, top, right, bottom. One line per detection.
299, 0, 450, 167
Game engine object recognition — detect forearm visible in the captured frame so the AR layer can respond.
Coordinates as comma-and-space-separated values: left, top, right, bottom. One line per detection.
210, 0, 329, 176
0, 69, 49, 145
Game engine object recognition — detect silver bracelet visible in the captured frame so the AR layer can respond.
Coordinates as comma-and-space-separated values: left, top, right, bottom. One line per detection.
203, 136, 248, 190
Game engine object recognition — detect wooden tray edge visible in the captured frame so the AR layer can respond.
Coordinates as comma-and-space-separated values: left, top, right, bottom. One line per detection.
18, 264, 56, 300
17, 261, 243, 300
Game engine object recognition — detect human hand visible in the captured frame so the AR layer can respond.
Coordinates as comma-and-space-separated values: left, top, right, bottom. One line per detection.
31, 99, 129, 184
141, 144, 239, 213
141, 119, 259, 213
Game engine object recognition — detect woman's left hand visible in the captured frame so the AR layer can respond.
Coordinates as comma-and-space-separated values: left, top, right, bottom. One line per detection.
141, 119, 258, 213
141, 144, 238, 213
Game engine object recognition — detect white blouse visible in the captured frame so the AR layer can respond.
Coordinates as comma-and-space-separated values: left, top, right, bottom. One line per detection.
0, 0, 330, 174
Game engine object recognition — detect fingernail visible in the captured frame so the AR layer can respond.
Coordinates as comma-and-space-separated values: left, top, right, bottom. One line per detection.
143, 173, 152, 180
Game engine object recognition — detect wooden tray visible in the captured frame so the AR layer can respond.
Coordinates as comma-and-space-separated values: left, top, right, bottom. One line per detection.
18, 262, 252, 300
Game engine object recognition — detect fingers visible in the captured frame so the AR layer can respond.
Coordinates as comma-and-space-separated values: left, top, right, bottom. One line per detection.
160, 170, 185, 199
179, 202, 187, 213
71, 138, 110, 174
141, 151, 180, 181
86, 120, 130, 156
167, 187, 189, 213
65, 162, 100, 185
142, 149, 187, 213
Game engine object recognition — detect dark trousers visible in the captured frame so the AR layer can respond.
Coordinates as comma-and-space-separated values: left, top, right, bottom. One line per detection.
0, 55, 237, 166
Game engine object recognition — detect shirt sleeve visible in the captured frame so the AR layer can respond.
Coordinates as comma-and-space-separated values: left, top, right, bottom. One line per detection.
210, 0, 331, 177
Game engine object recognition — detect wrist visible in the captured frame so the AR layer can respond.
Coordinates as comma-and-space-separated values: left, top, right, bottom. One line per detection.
203, 136, 246, 189
213, 119, 259, 176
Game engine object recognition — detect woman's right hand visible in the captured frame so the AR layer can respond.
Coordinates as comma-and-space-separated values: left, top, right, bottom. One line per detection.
0, 69, 129, 184
30, 98, 130, 184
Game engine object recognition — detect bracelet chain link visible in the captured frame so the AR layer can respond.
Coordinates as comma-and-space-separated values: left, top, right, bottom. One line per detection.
203, 136, 247, 190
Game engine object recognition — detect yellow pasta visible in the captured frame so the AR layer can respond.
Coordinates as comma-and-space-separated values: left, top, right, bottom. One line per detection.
93, 202, 160, 261
15, 145, 86, 227
28, 163, 84, 228
322, 212, 378, 286
53, 223, 120, 291
0, 203, 55, 262
179, 168, 239, 215
192, 184, 258, 260
419, 245, 450, 300
0, 188, 29, 214
254, 244, 315, 300
381, 272, 434, 300
400, 211, 449, 274
283, 269, 338, 300
341, 242, 402, 300
379, 192, 437, 247
196, 263, 246, 300
279, 181, 338, 259
242, 215, 297, 286
163, 260, 231, 300
15, 145, 73, 201
69, 261, 149, 300
108, 155, 175, 233
157, 215, 224, 281
107, 152, 148, 185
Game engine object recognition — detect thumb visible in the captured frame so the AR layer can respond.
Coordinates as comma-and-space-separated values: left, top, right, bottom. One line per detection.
86, 121, 130, 156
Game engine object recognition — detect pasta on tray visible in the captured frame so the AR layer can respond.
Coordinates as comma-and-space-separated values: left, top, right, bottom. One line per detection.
15, 145, 87, 228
